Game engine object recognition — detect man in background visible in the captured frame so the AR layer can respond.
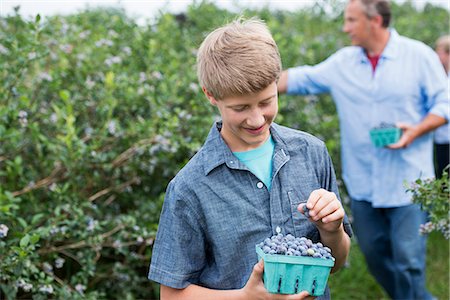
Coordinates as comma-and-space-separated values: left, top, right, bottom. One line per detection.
434, 35, 450, 178
278, 0, 448, 299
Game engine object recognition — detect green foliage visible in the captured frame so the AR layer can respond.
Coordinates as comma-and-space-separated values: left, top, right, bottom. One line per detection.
406, 169, 450, 239
0, 1, 448, 299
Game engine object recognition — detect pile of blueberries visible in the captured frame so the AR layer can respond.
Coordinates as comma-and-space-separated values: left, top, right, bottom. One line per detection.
257, 233, 334, 261
372, 122, 397, 129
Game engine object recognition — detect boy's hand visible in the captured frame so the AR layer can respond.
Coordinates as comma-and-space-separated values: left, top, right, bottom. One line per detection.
299, 189, 345, 233
241, 260, 315, 300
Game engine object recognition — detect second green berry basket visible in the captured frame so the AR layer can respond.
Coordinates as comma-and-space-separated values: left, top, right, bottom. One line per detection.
369, 127, 401, 147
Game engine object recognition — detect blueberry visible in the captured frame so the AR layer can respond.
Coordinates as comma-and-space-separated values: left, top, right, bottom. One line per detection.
263, 246, 271, 253
258, 233, 335, 260
302, 204, 310, 218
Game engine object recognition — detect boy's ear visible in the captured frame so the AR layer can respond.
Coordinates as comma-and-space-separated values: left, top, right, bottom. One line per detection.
202, 87, 218, 106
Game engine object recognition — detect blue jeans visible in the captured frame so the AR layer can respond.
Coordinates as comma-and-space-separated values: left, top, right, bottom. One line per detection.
351, 200, 434, 300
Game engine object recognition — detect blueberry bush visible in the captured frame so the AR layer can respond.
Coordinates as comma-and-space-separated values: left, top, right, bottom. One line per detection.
407, 169, 449, 239
1, 2, 448, 299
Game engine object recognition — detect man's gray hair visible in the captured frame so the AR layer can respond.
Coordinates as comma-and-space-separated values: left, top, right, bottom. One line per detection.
358, 0, 391, 27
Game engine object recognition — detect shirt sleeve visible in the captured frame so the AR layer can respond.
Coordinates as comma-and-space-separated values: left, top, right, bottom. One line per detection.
286, 52, 339, 95
148, 179, 206, 289
420, 47, 449, 121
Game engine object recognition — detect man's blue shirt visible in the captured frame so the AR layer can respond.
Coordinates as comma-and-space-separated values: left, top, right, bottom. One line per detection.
148, 122, 352, 298
287, 30, 449, 207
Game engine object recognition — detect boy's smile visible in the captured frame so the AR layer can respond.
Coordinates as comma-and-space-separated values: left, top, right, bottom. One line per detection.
244, 124, 265, 135
204, 82, 278, 152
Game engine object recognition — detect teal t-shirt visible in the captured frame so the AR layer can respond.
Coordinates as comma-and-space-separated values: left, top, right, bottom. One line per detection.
233, 135, 275, 190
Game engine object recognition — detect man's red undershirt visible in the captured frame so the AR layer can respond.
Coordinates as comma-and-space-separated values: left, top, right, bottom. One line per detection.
367, 53, 381, 72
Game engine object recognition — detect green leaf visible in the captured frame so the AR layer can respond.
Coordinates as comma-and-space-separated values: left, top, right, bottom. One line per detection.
20, 234, 30, 248
17, 217, 27, 229
31, 213, 44, 225
30, 234, 40, 244
105, 71, 115, 88
59, 89, 70, 102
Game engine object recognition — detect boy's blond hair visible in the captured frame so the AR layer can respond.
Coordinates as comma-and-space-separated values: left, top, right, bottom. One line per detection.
196, 18, 281, 100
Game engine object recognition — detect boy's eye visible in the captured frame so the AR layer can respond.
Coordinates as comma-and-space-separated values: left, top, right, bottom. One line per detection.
232, 106, 247, 112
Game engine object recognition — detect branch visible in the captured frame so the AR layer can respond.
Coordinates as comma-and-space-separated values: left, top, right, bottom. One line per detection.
38, 224, 124, 254
12, 162, 65, 196
111, 138, 154, 168
88, 177, 140, 202
42, 268, 75, 292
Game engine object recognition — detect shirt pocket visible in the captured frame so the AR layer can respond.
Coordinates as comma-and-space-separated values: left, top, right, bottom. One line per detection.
287, 189, 319, 241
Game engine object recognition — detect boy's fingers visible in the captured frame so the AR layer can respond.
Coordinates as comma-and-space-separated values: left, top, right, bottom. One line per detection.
250, 261, 315, 299
321, 209, 342, 224
251, 259, 264, 278
286, 291, 313, 300
298, 203, 307, 214
306, 189, 337, 220
306, 189, 326, 209
311, 195, 341, 221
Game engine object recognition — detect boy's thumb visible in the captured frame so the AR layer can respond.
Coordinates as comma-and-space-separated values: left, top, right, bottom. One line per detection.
252, 259, 264, 278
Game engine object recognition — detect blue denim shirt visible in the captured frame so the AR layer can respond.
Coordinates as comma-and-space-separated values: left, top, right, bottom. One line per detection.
287, 29, 449, 207
148, 122, 352, 298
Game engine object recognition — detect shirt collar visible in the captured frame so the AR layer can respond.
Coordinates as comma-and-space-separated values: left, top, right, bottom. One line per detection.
358, 28, 400, 63
201, 122, 232, 175
201, 121, 290, 175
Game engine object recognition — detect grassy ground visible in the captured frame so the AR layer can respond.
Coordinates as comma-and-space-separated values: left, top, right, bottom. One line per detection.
328, 231, 449, 299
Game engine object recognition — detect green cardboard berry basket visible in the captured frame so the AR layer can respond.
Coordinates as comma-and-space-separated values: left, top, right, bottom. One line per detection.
256, 246, 334, 296
369, 127, 401, 147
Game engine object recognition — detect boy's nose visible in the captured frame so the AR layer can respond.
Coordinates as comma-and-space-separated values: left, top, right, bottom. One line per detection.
246, 112, 265, 128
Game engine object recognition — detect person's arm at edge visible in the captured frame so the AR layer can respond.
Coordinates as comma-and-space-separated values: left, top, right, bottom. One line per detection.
161, 284, 244, 300
277, 70, 289, 94
389, 113, 447, 149
160, 265, 312, 300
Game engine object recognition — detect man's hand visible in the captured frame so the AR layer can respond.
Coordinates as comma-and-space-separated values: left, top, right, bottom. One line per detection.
388, 122, 417, 149
241, 260, 315, 300
388, 114, 447, 149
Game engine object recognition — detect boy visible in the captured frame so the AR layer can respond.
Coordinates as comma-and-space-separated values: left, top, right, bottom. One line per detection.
148, 18, 352, 300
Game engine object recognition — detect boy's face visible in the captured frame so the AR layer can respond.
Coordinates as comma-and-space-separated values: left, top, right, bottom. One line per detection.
205, 82, 278, 152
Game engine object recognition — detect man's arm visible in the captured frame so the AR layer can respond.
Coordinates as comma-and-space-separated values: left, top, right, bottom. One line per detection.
277, 70, 289, 94
389, 113, 448, 149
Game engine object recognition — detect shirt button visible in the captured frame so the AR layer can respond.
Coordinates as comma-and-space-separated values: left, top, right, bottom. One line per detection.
256, 182, 264, 189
